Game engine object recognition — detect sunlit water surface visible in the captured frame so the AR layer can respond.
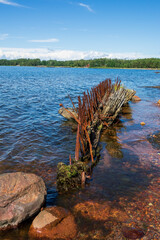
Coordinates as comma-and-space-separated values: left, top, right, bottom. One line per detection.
0, 67, 160, 239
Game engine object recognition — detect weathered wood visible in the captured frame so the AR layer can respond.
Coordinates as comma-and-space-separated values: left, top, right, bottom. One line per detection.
59, 87, 135, 155
88, 88, 136, 151
58, 107, 78, 120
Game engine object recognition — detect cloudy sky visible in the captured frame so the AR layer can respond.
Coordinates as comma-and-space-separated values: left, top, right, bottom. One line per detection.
0, 0, 160, 60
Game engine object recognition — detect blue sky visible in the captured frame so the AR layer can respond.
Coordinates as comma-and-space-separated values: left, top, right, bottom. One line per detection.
0, 0, 160, 60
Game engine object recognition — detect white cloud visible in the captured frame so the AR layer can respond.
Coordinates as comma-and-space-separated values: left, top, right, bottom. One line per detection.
0, 33, 9, 40
78, 3, 94, 12
0, 0, 23, 7
29, 38, 59, 43
0, 47, 152, 60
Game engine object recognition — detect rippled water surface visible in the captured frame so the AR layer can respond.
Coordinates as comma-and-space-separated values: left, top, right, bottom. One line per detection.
0, 66, 160, 239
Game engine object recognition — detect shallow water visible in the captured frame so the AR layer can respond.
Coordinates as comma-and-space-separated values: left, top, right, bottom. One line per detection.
0, 67, 160, 239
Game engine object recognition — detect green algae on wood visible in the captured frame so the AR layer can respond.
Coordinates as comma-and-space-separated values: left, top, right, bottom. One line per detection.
57, 161, 90, 193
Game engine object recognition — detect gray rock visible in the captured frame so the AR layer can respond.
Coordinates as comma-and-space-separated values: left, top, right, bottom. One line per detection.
0, 172, 47, 230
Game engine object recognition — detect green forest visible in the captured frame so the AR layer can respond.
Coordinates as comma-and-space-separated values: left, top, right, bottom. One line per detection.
0, 58, 160, 69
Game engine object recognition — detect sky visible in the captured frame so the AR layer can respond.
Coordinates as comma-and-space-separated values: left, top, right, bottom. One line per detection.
0, 0, 160, 60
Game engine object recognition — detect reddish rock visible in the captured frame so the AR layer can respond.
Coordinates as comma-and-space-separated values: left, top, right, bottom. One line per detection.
29, 206, 77, 239
74, 201, 129, 222
110, 208, 129, 222
74, 201, 110, 221
131, 96, 141, 102
122, 226, 145, 239
0, 172, 46, 230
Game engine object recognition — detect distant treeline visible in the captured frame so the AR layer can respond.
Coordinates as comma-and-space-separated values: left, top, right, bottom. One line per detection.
0, 58, 160, 69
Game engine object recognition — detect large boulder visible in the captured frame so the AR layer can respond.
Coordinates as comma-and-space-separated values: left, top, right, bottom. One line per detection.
29, 206, 77, 239
0, 172, 47, 230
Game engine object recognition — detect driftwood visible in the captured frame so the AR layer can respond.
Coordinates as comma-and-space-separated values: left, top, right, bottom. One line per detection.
59, 88, 135, 149
58, 107, 78, 120
85, 87, 135, 155
57, 79, 136, 192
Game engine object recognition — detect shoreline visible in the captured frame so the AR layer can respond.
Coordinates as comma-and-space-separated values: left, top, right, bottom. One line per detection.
0, 65, 160, 71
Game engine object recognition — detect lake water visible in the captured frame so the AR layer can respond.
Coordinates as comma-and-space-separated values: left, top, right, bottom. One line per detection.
0, 66, 160, 239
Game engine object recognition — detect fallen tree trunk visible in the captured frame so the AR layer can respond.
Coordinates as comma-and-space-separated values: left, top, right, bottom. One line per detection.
57, 79, 136, 192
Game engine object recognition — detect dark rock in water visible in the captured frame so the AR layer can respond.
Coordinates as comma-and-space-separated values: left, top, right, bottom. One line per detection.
29, 206, 77, 239
59, 107, 78, 120
122, 226, 145, 239
0, 172, 46, 231
147, 131, 160, 150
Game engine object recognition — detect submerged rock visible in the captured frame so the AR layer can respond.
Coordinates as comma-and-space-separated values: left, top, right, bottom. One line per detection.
147, 131, 160, 150
74, 201, 129, 222
0, 172, 46, 231
29, 206, 77, 239
122, 226, 145, 239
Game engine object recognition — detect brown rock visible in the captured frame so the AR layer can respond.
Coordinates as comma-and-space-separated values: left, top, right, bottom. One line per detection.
74, 201, 129, 222
110, 208, 129, 222
140, 122, 145, 125
157, 99, 160, 105
122, 226, 145, 239
131, 95, 141, 102
74, 201, 111, 221
29, 206, 77, 239
0, 172, 46, 230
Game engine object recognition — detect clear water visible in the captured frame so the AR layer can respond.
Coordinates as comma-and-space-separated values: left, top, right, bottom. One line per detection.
0, 66, 160, 239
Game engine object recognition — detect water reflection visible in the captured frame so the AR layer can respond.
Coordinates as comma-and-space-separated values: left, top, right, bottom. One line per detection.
120, 103, 133, 120
100, 104, 133, 159
101, 127, 123, 159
